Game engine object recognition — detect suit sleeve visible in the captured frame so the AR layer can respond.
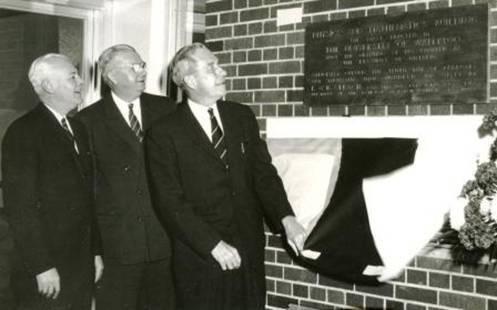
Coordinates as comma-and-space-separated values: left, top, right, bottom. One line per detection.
146, 127, 222, 258
1, 124, 54, 275
243, 107, 294, 230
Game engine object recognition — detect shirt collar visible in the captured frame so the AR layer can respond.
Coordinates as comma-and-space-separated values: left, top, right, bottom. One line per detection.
43, 103, 66, 124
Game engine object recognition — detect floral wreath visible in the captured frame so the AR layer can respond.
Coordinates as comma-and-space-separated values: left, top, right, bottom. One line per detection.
447, 109, 497, 264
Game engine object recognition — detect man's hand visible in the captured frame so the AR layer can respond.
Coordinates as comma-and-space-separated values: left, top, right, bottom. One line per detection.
35, 268, 60, 299
211, 240, 242, 271
282, 215, 306, 256
94, 255, 104, 283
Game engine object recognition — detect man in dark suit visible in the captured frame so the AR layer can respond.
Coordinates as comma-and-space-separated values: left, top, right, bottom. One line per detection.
2, 53, 102, 310
77, 44, 176, 310
0, 212, 14, 309
146, 42, 306, 310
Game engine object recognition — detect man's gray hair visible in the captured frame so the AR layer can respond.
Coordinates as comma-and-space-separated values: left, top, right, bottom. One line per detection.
98, 44, 137, 83
170, 42, 209, 89
28, 53, 70, 94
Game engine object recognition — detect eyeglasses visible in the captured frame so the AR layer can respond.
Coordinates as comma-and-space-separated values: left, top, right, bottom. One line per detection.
112, 61, 146, 73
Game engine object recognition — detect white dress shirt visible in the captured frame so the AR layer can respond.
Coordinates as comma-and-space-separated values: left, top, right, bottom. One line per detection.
44, 103, 79, 153
111, 92, 142, 128
187, 99, 224, 142
44, 103, 75, 135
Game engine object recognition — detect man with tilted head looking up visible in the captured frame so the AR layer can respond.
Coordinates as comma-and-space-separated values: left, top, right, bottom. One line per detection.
146, 42, 306, 310
2, 53, 103, 310
77, 44, 176, 310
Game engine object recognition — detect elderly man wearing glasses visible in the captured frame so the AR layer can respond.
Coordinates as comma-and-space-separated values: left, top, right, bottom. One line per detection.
77, 44, 176, 310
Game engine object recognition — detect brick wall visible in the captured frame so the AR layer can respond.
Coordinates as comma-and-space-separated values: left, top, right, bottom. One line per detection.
206, 0, 497, 309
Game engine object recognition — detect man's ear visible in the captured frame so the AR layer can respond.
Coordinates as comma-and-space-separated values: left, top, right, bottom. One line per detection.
106, 71, 118, 86
41, 79, 54, 94
183, 75, 196, 90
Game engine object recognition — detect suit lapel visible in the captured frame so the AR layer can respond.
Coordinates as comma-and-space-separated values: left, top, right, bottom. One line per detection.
39, 105, 86, 178
179, 102, 226, 166
102, 94, 141, 155
217, 100, 241, 157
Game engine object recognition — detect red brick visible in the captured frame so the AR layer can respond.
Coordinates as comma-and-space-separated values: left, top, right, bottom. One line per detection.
355, 283, 394, 297
439, 292, 485, 310
234, 24, 247, 36
284, 266, 317, 283
329, 105, 347, 116
249, 0, 262, 7
278, 104, 293, 116
276, 280, 291, 294
263, 20, 277, 33
330, 12, 347, 20
205, 15, 218, 26
327, 289, 345, 303
263, 48, 278, 60
248, 22, 263, 35
311, 106, 328, 116
429, 272, 450, 288
416, 256, 462, 272
225, 37, 253, 50
407, 2, 427, 11
310, 287, 326, 301
395, 285, 437, 304
279, 24, 294, 31
233, 51, 246, 63
377, 0, 406, 3
295, 46, 304, 58
264, 0, 277, 4
387, 5, 405, 15
304, 0, 336, 13
349, 105, 365, 115
265, 249, 276, 262
266, 278, 275, 292
338, 0, 374, 9
312, 14, 329, 22
279, 76, 293, 88
248, 49, 262, 61
476, 103, 497, 114
452, 275, 474, 292
269, 61, 300, 74
491, 11, 497, 26
255, 90, 285, 103
295, 104, 310, 116
346, 293, 364, 308
287, 90, 303, 102
293, 284, 308, 298
287, 32, 304, 45
226, 92, 253, 103
492, 29, 497, 44
429, 0, 449, 9
234, 0, 247, 9
476, 279, 497, 296
254, 34, 285, 48
265, 263, 283, 277
238, 63, 267, 76
367, 105, 386, 116
349, 10, 366, 19
430, 104, 450, 115
240, 8, 269, 22
387, 300, 405, 310
366, 296, 384, 309
262, 104, 276, 116
262, 77, 277, 88
367, 7, 385, 16
278, 47, 294, 59
300, 300, 334, 310
232, 78, 246, 90
405, 304, 426, 310
205, 40, 223, 52
407, 270, 427, 285
267, 294, 298, 309
452, 104, 473, 115
220, 12, 238, 24
215, 52, 231, 65
206, 0, 233, 12
407, 104, 428, 116
453, 0, 473, 6
248, 77, 261, 89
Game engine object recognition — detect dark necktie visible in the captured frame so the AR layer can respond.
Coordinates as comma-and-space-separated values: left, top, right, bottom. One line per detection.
128, 103, 143, 143
61, 117, 79, 154
208, 108, 227, 164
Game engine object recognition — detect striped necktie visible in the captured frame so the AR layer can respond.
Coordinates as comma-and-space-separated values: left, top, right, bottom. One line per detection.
61, 117, 79, 154
208, 108, 227, 164
128, 103, 143, 143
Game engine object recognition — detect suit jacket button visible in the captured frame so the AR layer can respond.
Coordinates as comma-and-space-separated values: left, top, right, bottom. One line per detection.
123, 165, 130, 172
231, 191, 236, 197
137, 216, 143, 222
225, 165, 230, 171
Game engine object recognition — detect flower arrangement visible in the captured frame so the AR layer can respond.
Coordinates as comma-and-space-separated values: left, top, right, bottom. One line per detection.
447, 109, 497, 265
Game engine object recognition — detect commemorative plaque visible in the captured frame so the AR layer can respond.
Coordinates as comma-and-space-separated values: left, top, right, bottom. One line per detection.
304, 5, 488, 106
